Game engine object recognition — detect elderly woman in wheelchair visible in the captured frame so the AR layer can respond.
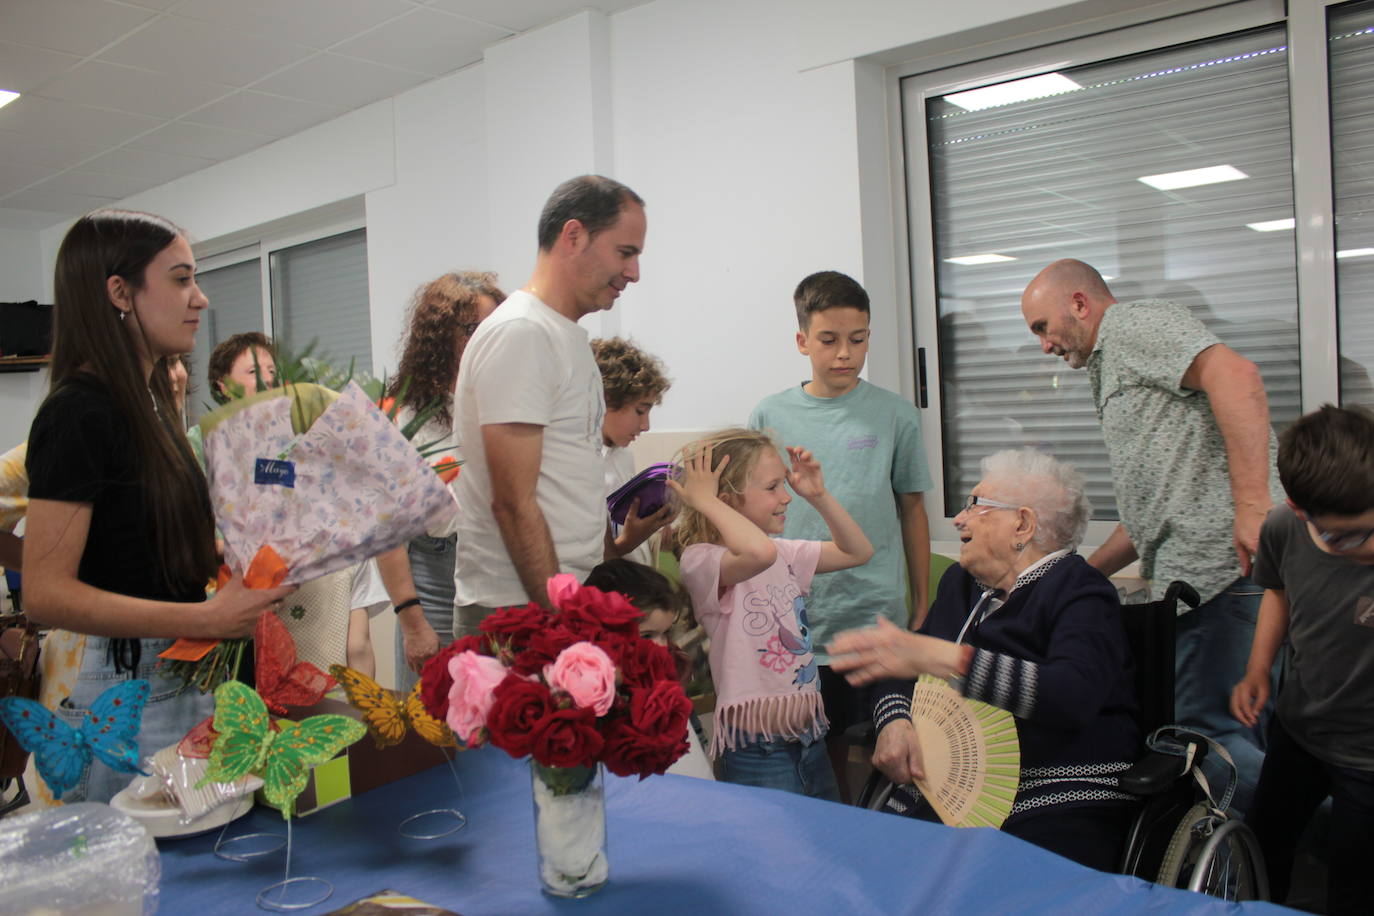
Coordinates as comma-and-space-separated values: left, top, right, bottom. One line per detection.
829, 448, 1141, 871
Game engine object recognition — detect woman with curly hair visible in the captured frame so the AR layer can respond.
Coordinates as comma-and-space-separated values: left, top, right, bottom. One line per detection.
387, 271, 504, 690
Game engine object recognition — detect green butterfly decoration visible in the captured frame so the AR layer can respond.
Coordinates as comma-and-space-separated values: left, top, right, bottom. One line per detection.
198, 680, 367, 817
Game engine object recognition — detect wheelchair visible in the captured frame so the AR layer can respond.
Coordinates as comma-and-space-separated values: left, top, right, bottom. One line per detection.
852, 580, 1269, 903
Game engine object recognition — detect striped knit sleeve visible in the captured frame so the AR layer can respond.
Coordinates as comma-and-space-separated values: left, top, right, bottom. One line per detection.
872, 680, 914, 733
964, 648, 1039, 720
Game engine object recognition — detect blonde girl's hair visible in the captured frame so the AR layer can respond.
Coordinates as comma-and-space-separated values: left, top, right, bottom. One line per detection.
672, 427, 779, 551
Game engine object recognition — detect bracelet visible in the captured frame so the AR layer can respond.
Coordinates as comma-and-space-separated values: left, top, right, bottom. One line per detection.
393, 597, 422, 615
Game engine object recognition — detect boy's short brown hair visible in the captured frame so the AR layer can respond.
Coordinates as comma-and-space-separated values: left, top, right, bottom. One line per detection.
793, 270, 870, 331
591, 337, 671, 410
1278, 404, 1374, 517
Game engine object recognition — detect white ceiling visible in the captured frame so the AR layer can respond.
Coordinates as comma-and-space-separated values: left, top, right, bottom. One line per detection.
0, 0, 643, 231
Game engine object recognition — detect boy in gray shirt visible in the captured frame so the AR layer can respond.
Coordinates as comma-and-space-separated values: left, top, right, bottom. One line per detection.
1231, 405, 1374, 914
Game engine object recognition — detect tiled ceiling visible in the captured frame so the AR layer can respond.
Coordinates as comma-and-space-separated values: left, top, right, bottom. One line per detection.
0, 0, 643, 230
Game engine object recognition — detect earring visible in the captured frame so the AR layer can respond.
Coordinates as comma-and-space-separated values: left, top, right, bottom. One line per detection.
115, 309, 126, 322
1014, 542, 1025, 550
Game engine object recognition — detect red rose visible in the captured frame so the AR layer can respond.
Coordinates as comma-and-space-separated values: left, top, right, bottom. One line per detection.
628, 680, 692, 739
419, 634, 485, 720
559, 585, 643, 637
512, 624, 580, 676
616, 637, 678, 688
601, 718, 688, 779
480, 602, 553, 643
485, 674, 555, 759
529, 705, 605, 769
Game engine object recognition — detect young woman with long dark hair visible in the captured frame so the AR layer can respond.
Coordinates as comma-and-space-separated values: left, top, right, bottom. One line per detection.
23, 209, 293, 803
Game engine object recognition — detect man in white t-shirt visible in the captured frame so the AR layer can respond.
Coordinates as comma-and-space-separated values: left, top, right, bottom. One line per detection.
453, 175, 646, 631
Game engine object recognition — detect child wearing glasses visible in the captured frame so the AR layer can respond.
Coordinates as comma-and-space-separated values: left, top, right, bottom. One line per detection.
1230, 404, 1374, 915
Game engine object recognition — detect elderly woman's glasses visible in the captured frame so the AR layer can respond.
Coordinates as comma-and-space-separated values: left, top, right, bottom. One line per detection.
1303, 513, 1374, 552
959, 495, 1020, 514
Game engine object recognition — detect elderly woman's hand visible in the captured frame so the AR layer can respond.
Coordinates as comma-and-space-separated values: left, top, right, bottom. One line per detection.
873, 719, 925, 785
828, 617, 972, 684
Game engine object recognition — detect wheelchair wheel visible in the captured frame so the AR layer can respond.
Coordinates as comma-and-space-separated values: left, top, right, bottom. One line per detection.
856, 770, 894, 811
1157, 803, 1268, 901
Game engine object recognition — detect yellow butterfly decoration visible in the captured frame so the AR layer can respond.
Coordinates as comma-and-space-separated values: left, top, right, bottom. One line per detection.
328, 665, 458, 749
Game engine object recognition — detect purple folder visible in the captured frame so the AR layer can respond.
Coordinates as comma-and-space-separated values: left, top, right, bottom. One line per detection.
607, 462, 678, 525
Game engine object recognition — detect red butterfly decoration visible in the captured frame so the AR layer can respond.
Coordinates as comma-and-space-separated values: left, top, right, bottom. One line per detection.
177, 610, 336, 757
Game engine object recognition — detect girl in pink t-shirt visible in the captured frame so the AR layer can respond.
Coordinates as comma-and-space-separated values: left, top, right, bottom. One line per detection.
673, 428, 872, 800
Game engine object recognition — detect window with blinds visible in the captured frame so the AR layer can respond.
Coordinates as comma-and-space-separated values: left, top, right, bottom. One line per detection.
920, 22, 1301, 518
269, 228, 372, 372
1330, 1, 1374, 406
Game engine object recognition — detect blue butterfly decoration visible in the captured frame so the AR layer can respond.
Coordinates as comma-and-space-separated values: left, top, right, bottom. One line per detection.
0, 679, 150, 798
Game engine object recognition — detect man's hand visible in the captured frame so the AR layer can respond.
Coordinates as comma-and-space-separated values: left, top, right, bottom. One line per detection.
873, 719, 925, 785
1233, 500, 1270, 578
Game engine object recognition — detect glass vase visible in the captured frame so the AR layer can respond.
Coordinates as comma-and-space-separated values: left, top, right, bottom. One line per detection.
529, 761, 608, 898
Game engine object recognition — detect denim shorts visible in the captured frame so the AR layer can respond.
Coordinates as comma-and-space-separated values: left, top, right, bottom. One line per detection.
720, 734, 839, 802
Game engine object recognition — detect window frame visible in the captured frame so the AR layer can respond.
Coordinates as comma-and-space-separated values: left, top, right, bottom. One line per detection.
193, 213, 368, 359
888, 0, 1346, 555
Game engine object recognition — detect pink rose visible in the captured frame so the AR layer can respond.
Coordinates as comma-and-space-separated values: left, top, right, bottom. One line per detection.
546, 573, 581, 609
445, 651, 508, 743
544, 642, 617, 716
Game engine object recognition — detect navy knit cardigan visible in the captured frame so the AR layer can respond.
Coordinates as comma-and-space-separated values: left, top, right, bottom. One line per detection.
872, 553, 1142, 821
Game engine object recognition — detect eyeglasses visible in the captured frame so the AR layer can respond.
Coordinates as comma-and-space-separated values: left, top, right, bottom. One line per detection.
959, 495, 1020, 514
1303, 512, 1374, 553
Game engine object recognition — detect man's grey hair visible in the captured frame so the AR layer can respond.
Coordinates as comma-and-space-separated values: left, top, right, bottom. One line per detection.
980, 448, 1092, 550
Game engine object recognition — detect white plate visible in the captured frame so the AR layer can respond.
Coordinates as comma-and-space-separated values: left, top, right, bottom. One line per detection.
110, 784, 256, 839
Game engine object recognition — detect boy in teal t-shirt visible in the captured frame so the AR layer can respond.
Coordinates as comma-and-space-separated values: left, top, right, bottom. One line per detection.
749, 270, 933, 799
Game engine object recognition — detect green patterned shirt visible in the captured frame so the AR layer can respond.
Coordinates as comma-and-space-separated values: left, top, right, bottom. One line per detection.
1087, 299, 1281, 604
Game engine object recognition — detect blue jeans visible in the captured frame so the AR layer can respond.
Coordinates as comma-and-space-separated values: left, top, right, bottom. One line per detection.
1174, 577, 1272, 814
60, 638, 213, 804
720, 735, 839, 802
394, 534, 457, 694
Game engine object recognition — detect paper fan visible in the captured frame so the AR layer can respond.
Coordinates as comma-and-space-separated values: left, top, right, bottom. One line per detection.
909, 674, 1020, 828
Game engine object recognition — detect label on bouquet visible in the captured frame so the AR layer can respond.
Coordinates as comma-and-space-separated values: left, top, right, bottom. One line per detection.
254, 457, 297, 488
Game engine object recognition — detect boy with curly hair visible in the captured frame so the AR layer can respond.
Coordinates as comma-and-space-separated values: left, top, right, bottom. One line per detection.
591, 337, 673, 564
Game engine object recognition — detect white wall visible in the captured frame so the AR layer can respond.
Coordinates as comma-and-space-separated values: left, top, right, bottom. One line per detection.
16, 0, 1130, 439
0, 227, 50, 444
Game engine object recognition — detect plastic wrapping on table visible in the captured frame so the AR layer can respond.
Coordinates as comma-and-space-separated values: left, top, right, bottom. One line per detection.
0, 801, 159, 915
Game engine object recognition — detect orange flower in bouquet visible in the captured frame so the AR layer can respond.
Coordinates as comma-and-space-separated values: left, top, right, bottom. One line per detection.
418, 574, 691, 779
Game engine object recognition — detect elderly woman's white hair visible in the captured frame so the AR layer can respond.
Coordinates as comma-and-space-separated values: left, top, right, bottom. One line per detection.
980, 448, 1091, 550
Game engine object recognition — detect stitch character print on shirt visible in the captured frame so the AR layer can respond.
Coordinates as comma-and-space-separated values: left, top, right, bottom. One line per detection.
743, 566, 818, 689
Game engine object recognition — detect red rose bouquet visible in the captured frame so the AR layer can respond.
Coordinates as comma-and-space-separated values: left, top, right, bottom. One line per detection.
418, 574, 692, 780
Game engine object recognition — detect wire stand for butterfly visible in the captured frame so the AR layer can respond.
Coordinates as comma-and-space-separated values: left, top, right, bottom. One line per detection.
208, 746, 467, 910
396, 745, 468, 839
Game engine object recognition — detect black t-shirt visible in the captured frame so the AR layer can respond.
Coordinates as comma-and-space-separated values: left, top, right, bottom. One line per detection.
27, 373, 207, 604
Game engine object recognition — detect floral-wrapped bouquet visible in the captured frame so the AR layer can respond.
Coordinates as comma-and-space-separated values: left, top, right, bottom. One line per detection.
418, 574, 692, 781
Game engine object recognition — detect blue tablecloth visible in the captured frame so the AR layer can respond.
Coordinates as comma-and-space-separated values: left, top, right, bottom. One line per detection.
157, 750, 1289, 915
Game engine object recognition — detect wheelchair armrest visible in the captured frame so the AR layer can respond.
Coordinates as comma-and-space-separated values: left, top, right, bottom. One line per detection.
1118, 739, 1208, 796
844, 720, 876, 748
